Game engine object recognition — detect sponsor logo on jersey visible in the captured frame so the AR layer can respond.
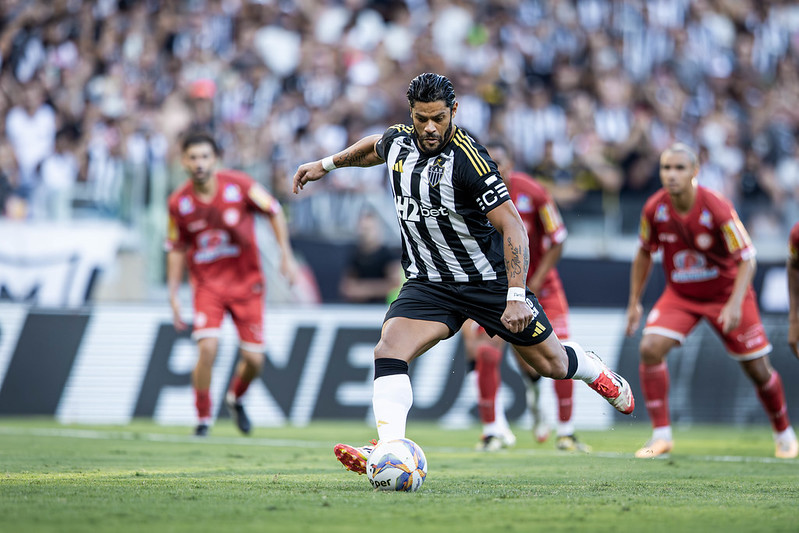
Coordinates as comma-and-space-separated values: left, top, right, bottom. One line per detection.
224, 184, 242, 202
223, 208, 240, 226
530, 321, 547, 338
395, 196, 449, 222
695, 232, 713, 250
393, 159, 404, 173
659, 233, 678, 242
516, 194, 532, 213
655, 204, 669, 222
179, 196, 194, 215
670, 250, 719, 283
699, 209, 713, 228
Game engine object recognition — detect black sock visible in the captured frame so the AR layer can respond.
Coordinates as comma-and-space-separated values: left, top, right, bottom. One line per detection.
374, 358, 409, 379
564, 345, 578, 379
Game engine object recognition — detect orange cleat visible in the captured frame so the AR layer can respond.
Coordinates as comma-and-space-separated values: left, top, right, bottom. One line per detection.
635, 438, 674, 458
333, 440, 377, 474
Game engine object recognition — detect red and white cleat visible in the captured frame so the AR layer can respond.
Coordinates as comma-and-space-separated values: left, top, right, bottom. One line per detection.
333, 440, 377, 475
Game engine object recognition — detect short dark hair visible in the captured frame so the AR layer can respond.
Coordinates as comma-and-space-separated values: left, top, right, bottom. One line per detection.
407, 73, 456, 109
181, 130, 219, 155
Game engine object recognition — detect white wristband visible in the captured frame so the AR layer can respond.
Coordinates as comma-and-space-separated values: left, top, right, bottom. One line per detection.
321, 156, 337, 172
507, 287, 526, 302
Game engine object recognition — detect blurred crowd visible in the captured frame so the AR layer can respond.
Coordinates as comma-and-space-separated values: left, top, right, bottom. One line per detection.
0, 0, 798, 242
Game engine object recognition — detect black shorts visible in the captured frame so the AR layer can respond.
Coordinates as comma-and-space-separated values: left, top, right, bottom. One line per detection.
384, 279, 553, 346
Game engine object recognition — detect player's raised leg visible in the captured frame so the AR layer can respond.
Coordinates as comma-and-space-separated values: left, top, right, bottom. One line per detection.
333, 317, 449, 474
513, 334, 635, 416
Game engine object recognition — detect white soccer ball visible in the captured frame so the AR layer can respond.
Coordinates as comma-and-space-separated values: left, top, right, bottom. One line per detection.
366, 438, 427, 492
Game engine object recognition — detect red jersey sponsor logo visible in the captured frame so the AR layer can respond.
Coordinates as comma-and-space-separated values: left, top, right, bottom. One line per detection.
695, 233, 713, 250
223, 207, 240, 226
670, 250, 719, 283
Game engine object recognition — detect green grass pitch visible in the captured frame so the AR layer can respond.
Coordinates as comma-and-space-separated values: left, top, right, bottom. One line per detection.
1, 418, 796, 533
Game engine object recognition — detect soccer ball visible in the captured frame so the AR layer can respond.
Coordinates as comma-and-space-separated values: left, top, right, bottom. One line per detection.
366, 438, 427, 492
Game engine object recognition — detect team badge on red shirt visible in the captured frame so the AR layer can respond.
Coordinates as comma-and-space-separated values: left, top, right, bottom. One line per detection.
223, 207, 240, 226
655, 204, 669, 222
699, 209, 713, 229
224, 184, 242, 202
179, 196, 194, 215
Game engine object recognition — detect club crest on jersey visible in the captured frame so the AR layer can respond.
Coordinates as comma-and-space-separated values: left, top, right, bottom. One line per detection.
699, 209, 713, 228
516, 194, 532, 213
223, 208, 240, 226
179, 196, 194, 215
695, 232, 713, 250
427, 157, 446, 187
224, 184, 242, 202
655, 204, 669, 222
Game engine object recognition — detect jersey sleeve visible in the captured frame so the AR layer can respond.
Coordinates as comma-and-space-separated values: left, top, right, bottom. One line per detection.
789, 222, 799, 264
453, 132, 510, 214
246, 181, 281, 217
375, 125, 406, 161
165, 200, 187, 252
638, 198, 659, 253
719, 209, 755, 261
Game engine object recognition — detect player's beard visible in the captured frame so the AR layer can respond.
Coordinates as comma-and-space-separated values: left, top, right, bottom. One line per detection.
417, 117, 453, 156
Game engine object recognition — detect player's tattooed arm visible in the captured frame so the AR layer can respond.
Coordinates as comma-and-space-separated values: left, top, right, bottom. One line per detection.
335, 134, 384, 168
505, 235, 529, 281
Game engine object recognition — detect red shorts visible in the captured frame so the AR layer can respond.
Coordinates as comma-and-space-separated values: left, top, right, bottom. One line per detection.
643, 286, 771, 360
192, 284, 264, 351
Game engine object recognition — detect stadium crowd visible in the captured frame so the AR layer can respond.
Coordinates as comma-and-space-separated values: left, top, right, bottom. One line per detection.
0, 0, 797, 243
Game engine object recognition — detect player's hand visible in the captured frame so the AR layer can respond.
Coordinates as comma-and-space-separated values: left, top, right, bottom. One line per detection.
788, 317, 799, 359
717, 301, 742, 335
170, 297, 187, 331
501, 300, 533, 334
281, 253, 299, 285
292, 161, 328, 194
625, 303, 643, 337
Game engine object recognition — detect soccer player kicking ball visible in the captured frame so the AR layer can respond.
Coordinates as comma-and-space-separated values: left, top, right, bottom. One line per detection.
625, 143, 798, 459
293, 73, 634, 475
166, 131, 298, 436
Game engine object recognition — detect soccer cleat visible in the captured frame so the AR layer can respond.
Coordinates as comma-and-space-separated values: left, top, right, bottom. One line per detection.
585, 351, 635, 415
194, 424, 209, 437
225, 392, 251, 435
500, 429, 517, 448
635, 438, 674, 458
333, 440, 377, 474
556, 434, 592, 453
533, 421, 551, 443
476, 435, 504, 452
775, 434, 798, 459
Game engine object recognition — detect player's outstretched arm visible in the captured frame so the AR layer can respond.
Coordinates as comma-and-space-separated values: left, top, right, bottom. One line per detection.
487, 202, 532, 334
292, 134, 384, 194
626, 247, 652, 336
789, 256, 799, 358
718, 256, 756, 335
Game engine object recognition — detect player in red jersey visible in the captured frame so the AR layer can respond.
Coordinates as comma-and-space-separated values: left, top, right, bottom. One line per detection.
788, 222, 799, 359
625, 143, 797, 459
467, 142, 590, 453
166, 131, 298, 436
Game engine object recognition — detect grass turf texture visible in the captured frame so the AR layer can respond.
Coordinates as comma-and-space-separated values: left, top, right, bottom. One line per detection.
1, 418, 796, 533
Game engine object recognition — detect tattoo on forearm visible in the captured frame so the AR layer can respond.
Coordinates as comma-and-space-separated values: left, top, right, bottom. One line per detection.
506, 236, 528, 279
340, 149, 372, 167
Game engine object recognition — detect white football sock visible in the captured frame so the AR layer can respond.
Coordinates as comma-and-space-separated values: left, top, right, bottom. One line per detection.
562, 341, 601, 382
557, 421, 575, 438
373, 374, 413, 442
652, 426, 673, 442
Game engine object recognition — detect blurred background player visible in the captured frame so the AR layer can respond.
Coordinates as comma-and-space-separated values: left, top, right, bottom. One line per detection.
466, 141, 590, 453
166, 131, 298, 436
339, 209, 402, 304
625, 143, 798, 459
788, 221, 799, 359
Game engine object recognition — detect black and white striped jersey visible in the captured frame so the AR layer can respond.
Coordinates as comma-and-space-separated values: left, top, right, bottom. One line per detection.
375, 124, 511, 282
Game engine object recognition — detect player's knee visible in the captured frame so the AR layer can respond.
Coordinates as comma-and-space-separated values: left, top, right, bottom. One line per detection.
476, 343, 502, 367
639, 337, 667, 366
